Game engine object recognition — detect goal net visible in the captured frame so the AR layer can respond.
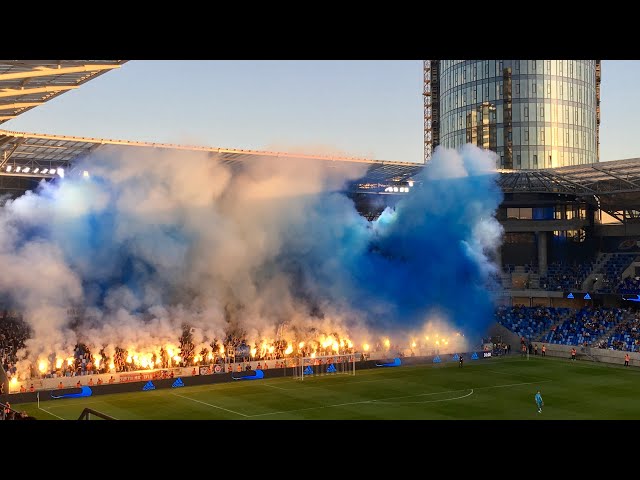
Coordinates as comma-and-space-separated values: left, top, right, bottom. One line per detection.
293, 354, 356, 381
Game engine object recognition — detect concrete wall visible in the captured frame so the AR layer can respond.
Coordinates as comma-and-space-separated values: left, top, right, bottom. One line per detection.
531, 341, 640, 366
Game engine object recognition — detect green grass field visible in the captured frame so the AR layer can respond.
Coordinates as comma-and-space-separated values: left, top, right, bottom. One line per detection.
16, 356, 640, 420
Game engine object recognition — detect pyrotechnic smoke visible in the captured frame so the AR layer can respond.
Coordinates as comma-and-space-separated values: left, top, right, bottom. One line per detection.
0, 143, 502, 375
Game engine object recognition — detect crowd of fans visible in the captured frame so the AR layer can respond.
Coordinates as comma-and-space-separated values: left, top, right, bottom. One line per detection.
0, 316, 358, 383
544, 307, 627, 346
497, 305, 636, 350
502, 255, 639, 294
539, 261, 593, 291
495, 305, 571, 339
0, 402, 34, 420
1, 312, 30, 382
595, 315, 640, 352
617, 276, 640, 294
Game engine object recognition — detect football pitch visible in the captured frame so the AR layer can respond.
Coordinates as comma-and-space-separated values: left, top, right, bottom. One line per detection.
17, 356, 640, 420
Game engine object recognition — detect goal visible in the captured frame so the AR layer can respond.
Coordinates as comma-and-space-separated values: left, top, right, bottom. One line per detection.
293, 354, 356, 380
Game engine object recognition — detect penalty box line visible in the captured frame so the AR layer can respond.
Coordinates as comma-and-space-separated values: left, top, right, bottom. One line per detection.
248, 379, 552, 417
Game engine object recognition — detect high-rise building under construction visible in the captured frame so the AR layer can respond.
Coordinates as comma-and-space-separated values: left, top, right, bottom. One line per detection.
423, 60, 601, 169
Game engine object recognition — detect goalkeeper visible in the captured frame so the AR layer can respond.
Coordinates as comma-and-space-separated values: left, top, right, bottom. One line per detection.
535, 390, 544, 413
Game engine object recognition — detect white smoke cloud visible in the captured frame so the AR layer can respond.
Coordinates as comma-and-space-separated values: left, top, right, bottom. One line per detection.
0, 143, 503, 378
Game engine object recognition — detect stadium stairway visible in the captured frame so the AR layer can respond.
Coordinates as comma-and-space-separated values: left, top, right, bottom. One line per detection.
538, 315, 569, 342
581, 253, 610, 291
488, 322, 521, 351
593, 309, 638, 350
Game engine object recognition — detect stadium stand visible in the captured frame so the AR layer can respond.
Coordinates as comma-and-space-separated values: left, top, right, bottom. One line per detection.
543, 307, 628, 346
618, 276, 640, 294
598, 315, 640, 352
495, 305, 570, 340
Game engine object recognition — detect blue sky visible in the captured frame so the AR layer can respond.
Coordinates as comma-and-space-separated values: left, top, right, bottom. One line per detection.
2, 60, 635, 163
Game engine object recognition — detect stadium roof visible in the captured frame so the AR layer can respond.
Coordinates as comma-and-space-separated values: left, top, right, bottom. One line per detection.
0, 60, 126, 125
1, 125, 640, 215
496, 160, 640, 196
0, 128, 416, 180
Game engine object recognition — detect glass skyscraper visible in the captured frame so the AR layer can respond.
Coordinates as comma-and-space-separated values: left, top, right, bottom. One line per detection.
426, 60, 601, 169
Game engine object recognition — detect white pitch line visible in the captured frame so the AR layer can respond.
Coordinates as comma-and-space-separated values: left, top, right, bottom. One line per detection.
372, 389, 474, 404
262, 384, 289, 391
172, 392, 249, 417
38, 407, 65, 420
248, 379, 551, 417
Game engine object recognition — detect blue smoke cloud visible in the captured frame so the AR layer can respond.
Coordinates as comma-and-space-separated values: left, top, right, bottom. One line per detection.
276, 144, 504, 340
0, 143, 502, 367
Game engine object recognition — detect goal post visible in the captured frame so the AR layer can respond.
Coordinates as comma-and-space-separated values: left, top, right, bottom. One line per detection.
293, 353, 356, 381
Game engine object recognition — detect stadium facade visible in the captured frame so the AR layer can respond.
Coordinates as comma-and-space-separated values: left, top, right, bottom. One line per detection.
424, 60, 602, 169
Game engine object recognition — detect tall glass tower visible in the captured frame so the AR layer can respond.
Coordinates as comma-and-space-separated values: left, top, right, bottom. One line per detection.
424, 60, 601, 169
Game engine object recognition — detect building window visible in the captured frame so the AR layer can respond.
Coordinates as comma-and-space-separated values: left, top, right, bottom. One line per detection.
532, 60, 536, 70
546, 60, 551, 72
516, 155, 521, 167
524, 130, 529, 141
515, 60, 520, 71
547, 83, 551, 95
532, 83, 537, 94
554, 207, 563, 220
540, 129, 545, 142
566, 207, 575, 220
540, 105, 544, 118
515, 83, 520, 94
533, 154, 538, 167
524, 106, 529, 118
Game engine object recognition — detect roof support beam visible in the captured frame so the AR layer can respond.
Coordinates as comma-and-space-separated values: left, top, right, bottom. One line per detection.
0, 85, 78, 98
591, 165, 640, 189
531, 171, 555, 192
540, 171, 594, 194
0, 102, 44, 111
0, 64, 121, 81
0, 139, 25, 169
